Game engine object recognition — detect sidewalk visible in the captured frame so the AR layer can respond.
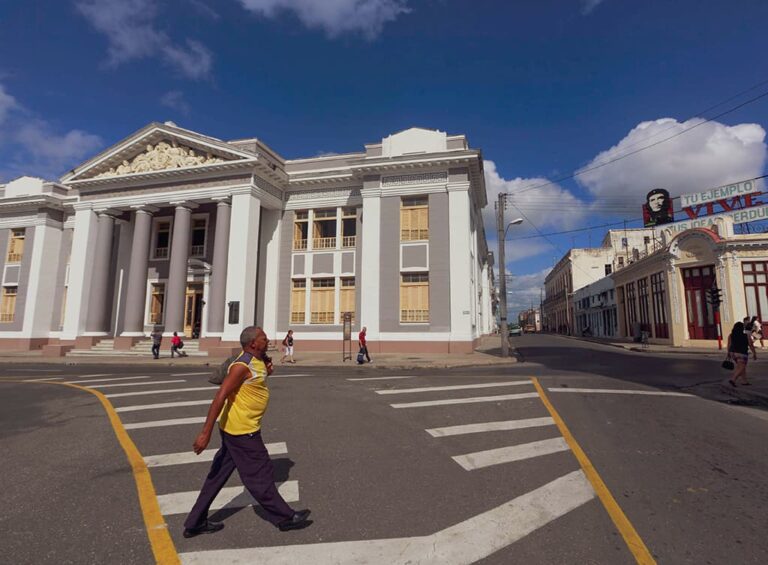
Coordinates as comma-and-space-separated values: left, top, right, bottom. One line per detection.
557, 332, 768, 407
0, 335, 518, 371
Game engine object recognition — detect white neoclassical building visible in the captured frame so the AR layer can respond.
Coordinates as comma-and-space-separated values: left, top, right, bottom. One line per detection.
0, 122, 495, 356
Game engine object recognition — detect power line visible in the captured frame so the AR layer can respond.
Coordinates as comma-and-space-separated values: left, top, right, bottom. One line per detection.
507, 81, 768, 197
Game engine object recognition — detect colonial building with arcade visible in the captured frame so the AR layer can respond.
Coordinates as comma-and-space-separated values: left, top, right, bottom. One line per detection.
0, 122, 495, 356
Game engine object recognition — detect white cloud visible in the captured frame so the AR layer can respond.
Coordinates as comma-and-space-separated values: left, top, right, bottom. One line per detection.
577, 118, 767, 202
0, 83, 102, 181
505, 267, 551, 318
238, 0, 410, 38
160, 90, 191, 115
76, 0, 213, 79
483, 160, 589, 241
581, 0, 605, 15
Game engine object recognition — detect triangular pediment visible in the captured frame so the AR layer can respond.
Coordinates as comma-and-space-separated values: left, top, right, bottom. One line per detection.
63, 122, 258, 183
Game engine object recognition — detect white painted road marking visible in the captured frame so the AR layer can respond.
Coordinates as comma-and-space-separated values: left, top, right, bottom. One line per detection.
391, 392, 540, 409
144, 442, 288, 467
426, 417, 556, 438
86, 379, 186, 389
452, 437, 571, 471
115, 400, 211, 413
76, 374, 111, 378
170, 372, 210, 376
270, 374, 313, 378
547, 387, 694, 397
347, 376, 414, 381
105, 386, 214, 398
124, 416, 206, 430
67, 376, 151, 384
157, 481, 299, 515
179, 470, 595, 565
20, 377, 65, 381
377, 381, 531, 395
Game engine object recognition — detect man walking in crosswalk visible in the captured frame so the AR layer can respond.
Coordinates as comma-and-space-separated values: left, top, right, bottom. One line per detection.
182, 326, 311, 538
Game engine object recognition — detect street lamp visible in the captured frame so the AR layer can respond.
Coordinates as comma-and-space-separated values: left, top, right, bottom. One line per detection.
496, 191, 523, 357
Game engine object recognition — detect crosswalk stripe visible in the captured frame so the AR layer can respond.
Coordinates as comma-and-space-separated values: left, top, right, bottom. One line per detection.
547, 387, 694, 397
115, 400, 211, 413
124, 417, 206, 430
177, 470, 594, 565
157, 481, 299, 515
347, 376, 415, 381
20, 377, 65, 381
86, 379, 185, 389
76, 374, 111, 378
426, 417, 556, 437
105, 386, 214, 398
391, 392, 540, 408
170, 372, 211, 376
143, 442, 288, 467
452, 437, 570, 471
67, 376, 151, 384
270, 374, 313, 378
376, 381, 531, 395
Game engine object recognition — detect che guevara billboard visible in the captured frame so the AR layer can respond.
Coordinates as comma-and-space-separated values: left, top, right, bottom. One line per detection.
642, 188, 674, 227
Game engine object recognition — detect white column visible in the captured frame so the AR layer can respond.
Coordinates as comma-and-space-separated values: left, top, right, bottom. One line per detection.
222, 189, 261, 342
62, 208, 99, 340
359, 191, 381, 340
260, 208, 282, 338
448, 186, 473, 343
22, 223, 63, 337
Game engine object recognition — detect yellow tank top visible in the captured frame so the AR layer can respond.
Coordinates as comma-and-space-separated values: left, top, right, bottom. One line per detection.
219, 351, 270, 435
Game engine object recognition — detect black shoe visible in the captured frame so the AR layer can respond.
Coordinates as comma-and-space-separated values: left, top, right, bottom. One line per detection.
278, 509, 311, 531
183, 520, 224, 538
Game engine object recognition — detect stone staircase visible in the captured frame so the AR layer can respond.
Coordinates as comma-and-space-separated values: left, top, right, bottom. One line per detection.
66, 338, 208, 357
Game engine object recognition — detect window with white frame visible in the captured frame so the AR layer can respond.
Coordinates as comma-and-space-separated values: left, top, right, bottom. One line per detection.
401, 197, 429, 241
149, 283, 165, 324
291, 279, 306, 324
0, 286, 18, 322
342, 208, 357, 248
293, 211, 308, 251
400, 272, 429, 323
6, 229, 25, 263
190, 217, 207, 257
310, 278, 335, 323
153, 220, 172, 260
340, 277, 355, 322
312, 209, 337, 249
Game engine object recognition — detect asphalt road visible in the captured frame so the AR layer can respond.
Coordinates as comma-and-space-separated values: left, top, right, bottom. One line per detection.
1, 334, 767, 564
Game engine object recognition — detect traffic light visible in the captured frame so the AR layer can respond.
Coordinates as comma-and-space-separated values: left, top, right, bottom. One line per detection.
706, 286, 722, 309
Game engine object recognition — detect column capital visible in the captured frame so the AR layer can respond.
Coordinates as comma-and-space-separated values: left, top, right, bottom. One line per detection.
212, 196, 232, 205
130, 204, 160, 214
93, 207, 120, 217
169, 201, 199, 210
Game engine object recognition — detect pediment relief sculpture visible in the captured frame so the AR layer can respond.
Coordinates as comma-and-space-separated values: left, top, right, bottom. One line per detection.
95, 140, 227, 178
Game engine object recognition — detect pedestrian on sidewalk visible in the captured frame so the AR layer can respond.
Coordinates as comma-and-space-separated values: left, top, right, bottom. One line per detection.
183, 326, 311, 538
750, 316, 764, 348
170, 331, 186, 357
150, 327, 162, 359
726, 321, 757, 387
280, 330, 295, 364
358, 326, 372, 363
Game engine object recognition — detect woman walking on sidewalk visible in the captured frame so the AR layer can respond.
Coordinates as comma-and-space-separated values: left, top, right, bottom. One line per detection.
280, 330, 295, 364
727, 322, 757, 386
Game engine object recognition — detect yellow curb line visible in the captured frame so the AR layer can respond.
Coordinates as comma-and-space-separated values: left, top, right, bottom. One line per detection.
531, 377, 657, 565
5, 380, 179, 564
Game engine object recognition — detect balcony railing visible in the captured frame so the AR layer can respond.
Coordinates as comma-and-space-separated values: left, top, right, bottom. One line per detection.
154, 247, 169, 259
313, 237, 336, 249
0, 313, 14, 322
401, 229, 429, 241
400, 309, 429, 323
342, 236, 356, 248
293, 239, 307, 251
190, 245, 205, 256
6, 253, 22, 263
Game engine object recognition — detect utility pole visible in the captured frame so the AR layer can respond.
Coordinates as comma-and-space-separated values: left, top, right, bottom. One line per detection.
497, 193, 509, 357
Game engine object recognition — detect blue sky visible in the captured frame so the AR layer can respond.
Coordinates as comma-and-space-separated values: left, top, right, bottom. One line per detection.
1, 0, 767, 315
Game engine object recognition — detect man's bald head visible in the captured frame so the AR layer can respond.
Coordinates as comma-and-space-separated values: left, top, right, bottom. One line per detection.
240, 326, 265, 348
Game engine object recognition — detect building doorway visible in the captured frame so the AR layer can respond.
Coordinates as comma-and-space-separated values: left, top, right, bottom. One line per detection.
184, 283, 204, 338
682, 266, 717, 339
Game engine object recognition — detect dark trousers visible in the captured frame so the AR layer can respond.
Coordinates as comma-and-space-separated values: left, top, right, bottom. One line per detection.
151, 343, 160, 358
361, 345, 371, 362
184, 429, 294, 529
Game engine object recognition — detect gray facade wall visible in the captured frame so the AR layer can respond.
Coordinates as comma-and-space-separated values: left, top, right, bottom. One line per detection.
428, 192, 451, 331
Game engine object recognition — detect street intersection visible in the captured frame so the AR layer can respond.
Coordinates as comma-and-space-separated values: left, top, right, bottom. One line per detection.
2, 334, 767, 564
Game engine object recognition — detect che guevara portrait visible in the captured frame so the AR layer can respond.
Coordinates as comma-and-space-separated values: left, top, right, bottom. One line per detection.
642, 188, 674, 226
